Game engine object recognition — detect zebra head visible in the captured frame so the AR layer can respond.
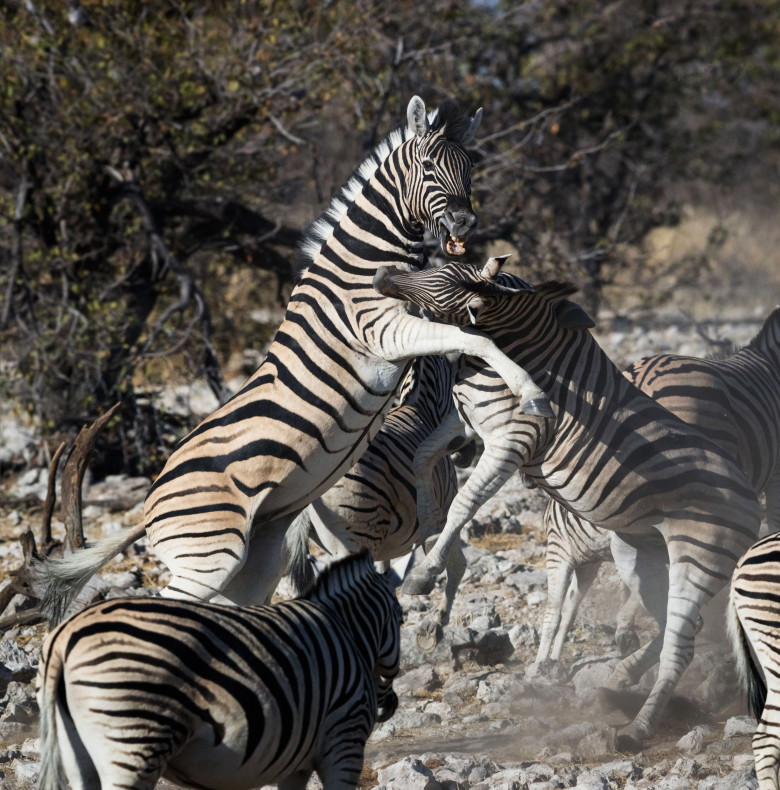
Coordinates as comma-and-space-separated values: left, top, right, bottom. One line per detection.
374, 255, 595, 331
405, 96, 482, 258
374, 255, 524, 325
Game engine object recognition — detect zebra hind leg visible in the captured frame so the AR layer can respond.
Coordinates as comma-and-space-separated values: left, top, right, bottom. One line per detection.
753, 702, 780, 790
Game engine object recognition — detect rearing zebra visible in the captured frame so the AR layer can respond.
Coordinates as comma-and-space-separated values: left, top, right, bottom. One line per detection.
38, 96, 549, 623
37, 551, 402, 790
374, 256, 763, 750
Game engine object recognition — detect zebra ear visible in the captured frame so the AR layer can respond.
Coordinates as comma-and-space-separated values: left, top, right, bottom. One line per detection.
462, 107, 483, 145
481, 254, 511, 281
467, 297, 485, 324
407, 96, 430, 138
555, 299, 596, 330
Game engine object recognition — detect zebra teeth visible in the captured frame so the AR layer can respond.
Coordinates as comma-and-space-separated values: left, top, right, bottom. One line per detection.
445, 236, 467, 256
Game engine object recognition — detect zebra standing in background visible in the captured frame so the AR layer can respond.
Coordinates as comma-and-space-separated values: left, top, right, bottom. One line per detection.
38, 95, 551, 623
373, 256, 763, 750
286, 353, 466, 641
729, 532, 780, 790
536, 306, 780, 668
37, 551, 402, 790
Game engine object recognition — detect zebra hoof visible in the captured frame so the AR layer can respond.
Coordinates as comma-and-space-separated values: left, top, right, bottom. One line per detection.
402, 572, 437, 596
615, 728, 646, 753
615, 628, 641, 658
525, 659, 567, 683
520, 397, 555, 418
416, 621, 444, 653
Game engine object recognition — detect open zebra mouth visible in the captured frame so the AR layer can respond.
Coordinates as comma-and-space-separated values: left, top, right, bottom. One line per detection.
445, 235, 467, 256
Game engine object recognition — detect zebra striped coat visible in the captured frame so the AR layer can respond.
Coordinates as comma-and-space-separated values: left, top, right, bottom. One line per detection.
286, 354, 464, 634
537, 306, 780, 666
39, 96, 548, 623
374, 257, 763, 750
37, 551, 402, 790
729, 532, 780, 790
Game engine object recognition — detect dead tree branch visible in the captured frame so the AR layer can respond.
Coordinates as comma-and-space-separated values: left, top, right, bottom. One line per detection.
61, 403, 121, 551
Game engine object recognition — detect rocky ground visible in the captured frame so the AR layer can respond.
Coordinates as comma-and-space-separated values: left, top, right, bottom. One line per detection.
0, 307, 773, 790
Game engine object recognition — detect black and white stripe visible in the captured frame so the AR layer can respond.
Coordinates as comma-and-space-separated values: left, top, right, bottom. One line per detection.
537, 307, 780, 666
374, 257, 763, 750
286, 354, 464, 634
38, 96, 547, 623
37, 551, 402, 790
729, 532, 780, 790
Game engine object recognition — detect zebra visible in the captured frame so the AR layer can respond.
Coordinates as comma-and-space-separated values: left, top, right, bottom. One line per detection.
37, 550, 402, 790
38, 95, 551, 624
728, 531, 780, 790
536, 307, 780, 668
373, 255, 763, 750
285, 353, 466, 645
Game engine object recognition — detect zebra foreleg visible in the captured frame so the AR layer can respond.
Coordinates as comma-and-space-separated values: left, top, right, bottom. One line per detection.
550, 561, 602, 662
413, 410, 470, 556
533, 557, 576, 667
406, 436, 519, 595
417, 539, 467, 652
614, 589, 644, 657
375, 314, 553, 416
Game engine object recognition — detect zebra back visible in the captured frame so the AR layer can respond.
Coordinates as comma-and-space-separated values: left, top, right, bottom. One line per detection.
37, 551, 401, 790
624, 308, 780, 499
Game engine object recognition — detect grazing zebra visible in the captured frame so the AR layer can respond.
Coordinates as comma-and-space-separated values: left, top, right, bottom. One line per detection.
286, 354, 465, 640
537, 307, 780, 667
729, 532, 780, 790
37, 551, 402, 790
374, 256, 763, 750
38, 95, 550, 624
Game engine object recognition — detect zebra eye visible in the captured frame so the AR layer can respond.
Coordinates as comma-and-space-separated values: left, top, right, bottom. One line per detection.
422, 158, 435, 172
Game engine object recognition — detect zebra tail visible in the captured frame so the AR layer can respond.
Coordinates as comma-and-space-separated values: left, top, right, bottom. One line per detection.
286, 510, 315, 595
727, 584, 766, 719
37, 640, 67, 790
35, 523, 147, 625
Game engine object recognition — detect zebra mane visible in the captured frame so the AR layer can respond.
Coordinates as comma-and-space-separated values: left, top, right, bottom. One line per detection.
295, 99, 469, 278
304, 550, 375, 603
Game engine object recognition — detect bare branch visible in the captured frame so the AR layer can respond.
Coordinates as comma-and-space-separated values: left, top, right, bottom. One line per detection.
41, 441, 68, 549
61, 403, 121, 552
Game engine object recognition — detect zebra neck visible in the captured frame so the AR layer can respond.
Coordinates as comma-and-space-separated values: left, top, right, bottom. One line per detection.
304, 142, 426, 277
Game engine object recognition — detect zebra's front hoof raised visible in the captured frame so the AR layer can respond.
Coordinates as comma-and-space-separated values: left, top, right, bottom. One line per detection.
521, 397, 555, 418
416, 620, 444, 653
402, 571, 437, 596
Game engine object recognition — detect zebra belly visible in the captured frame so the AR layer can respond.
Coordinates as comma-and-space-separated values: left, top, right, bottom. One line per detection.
163, 728, 317, 790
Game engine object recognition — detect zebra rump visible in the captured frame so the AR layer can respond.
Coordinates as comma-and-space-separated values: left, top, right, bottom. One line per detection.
37, 551, 401, 790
